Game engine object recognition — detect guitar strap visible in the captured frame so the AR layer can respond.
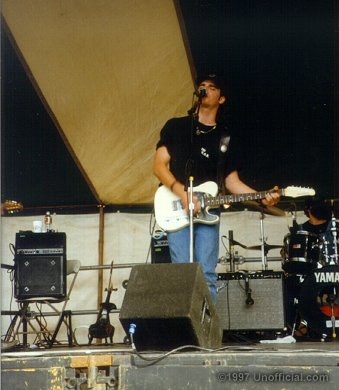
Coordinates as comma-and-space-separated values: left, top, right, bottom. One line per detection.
217, 129, 231, 194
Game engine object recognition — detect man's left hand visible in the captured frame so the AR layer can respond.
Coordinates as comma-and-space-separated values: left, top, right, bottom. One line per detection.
262, 186, 280, 206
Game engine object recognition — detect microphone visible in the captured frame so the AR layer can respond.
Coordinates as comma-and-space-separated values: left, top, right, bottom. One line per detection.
245, 274, 254, 305
195, 88, 207, 99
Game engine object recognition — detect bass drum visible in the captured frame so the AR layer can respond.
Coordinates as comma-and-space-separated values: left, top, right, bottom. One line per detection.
298, 265, 339, 338
282, 231, 322, 274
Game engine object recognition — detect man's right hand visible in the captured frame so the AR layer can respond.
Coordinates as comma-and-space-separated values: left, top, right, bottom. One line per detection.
181, 192, 201, 216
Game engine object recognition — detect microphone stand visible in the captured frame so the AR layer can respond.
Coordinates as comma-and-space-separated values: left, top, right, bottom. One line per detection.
188, 176, 194, 263
186, 91, 204, 265
228, 230, 235, 272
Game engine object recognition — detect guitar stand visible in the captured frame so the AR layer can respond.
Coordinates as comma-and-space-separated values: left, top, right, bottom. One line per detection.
88, 302, 116, 346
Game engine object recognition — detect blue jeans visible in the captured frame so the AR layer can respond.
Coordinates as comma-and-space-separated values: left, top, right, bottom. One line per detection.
167, 211, 220, 303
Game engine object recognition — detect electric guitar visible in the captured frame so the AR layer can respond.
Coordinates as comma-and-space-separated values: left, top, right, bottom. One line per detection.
154, 181, 315, 232
1, 200, 23, 215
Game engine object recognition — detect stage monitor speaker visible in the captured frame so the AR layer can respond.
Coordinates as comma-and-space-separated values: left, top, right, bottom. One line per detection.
216, 271, 285, 331
14, 232, 67, 300
119, 263, 222, 350
151, 232, 171, 264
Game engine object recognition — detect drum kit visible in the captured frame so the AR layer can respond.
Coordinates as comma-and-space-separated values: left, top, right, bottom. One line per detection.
227, 199, 339, 339
282, 200, 339, 339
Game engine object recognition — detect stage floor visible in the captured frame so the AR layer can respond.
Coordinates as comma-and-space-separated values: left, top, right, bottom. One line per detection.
2, 340, 339, 390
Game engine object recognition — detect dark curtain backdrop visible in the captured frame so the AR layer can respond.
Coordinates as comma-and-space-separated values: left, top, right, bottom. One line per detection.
179, 0, 338, 199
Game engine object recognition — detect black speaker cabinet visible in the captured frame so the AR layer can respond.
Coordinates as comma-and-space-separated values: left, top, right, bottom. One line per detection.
14, 232, 67, 300
216, 271, 285, 331
119, 263, 222, 350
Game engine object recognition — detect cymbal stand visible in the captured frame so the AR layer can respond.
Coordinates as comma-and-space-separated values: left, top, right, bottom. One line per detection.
259, 209, 268, 270
330, 200, 338, 265
328, 293, 337, 339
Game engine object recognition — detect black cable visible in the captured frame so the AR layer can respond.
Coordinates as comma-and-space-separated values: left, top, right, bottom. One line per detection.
3, 268, 16, 341
9, 243, 15, 256
146, 208, 159, 264
128, 331, 258, 368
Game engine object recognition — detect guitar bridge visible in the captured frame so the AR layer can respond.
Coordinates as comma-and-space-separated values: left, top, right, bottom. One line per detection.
172, 199, 182, 211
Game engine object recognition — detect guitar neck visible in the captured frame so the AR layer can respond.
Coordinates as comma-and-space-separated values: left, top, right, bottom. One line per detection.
103, 289, 113, 307
205, 189, 283, 207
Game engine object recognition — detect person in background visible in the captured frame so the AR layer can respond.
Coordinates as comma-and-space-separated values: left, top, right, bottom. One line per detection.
299, 196, 333, 234
298, 196, 338, 265
285, 196, 338, 337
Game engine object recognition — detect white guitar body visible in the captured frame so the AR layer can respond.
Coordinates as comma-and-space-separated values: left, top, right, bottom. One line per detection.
154, 181, 219, 232
154, 182, 315, 232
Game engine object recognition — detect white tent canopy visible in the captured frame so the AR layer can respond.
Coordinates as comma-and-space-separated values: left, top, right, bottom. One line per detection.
2, 0, 194, 205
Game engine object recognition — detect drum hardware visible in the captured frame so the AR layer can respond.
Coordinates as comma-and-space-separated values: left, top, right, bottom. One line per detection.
241, 200, 285, 217
218, 254, 245, 265
288, 201, 299, 232
325, 198, 339, 218
326, 293, 338, 338
219, 256, 283, 264
282, 231, 322, 275
298, 265, 339, 339
329, 199, 338, 265
316, 199, 339, 267
233, 201, 285, 271
229, 230, 236, 272
221, 233, 247, 271
248, 241, 283, 272
247, 244, 282, 251
258, 208, 272, 270
221, 232, 282, 271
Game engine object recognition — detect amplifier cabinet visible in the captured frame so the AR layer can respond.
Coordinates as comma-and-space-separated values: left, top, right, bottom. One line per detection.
14, 232, 67, 300
151, 233, 171, 264
216, 271, 285, 331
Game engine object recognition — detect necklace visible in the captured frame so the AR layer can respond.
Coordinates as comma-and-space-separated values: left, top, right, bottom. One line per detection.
195, 124, 216, 135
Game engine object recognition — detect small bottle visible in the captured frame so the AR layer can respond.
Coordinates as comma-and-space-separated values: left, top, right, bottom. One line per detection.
44, 211, 52, 232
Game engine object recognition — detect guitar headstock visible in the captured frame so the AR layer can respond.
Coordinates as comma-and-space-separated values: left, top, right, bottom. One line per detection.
1, 200, 24, 215
283, 186, 315, 198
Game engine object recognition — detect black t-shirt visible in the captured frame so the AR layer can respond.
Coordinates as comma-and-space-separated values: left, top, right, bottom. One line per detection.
156, 116, 240, 187
298, 221, 329, 235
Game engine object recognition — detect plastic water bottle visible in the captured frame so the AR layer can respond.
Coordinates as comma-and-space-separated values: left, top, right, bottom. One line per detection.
44, 211, 52, 232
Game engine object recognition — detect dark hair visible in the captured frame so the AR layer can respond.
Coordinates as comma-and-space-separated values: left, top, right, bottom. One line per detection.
304, 196, 332, 220
195, 73, 229, 97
